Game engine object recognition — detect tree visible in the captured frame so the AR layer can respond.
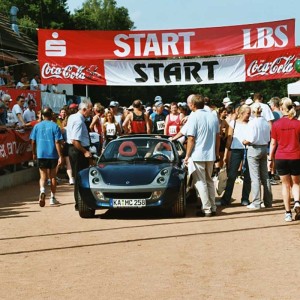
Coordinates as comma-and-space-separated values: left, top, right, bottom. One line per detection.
72, 0, 134, 30
0, 0, 73, 41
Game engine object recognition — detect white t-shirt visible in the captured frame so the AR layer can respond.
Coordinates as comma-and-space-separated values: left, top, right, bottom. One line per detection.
12, 104, 24, 126
244, 117, 270, 145
30, 78, 38, 90
23, 108, 36, 123
229, 120, 248, 149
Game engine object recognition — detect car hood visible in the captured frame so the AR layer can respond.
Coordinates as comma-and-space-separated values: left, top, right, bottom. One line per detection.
97, 163, 170, 185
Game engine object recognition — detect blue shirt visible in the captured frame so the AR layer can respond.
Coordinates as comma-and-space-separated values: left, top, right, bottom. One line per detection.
30, 120, 63, 159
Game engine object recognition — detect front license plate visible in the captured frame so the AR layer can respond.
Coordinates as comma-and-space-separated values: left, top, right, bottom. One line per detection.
111, 199, 146, 207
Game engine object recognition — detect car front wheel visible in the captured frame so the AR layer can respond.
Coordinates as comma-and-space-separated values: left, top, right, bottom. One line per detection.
76, 181, 95, 218
171, 182, 186, 218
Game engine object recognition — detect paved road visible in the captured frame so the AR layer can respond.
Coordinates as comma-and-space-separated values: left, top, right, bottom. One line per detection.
0, 179, 299, 299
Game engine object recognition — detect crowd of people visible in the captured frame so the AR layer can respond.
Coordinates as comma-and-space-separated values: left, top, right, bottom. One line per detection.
1, 91, 300, 222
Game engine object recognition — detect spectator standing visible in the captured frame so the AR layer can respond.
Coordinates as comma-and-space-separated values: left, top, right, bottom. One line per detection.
184, 94, 220, 217
66, 100, 93, 210
251, 92, 274, 128
243, 103, 272, 209
30, 107, 63, 207
12, 95, 26, 127
30, 74, 40, 90
89, 103, 105, 153
16, 76, 29, 89
268, 97, 283, 121
0, 102, 7, 126
268, 97, 300, 222
221, 105, 252, 206
0, 94, 11, 125
23, 99, 36, 124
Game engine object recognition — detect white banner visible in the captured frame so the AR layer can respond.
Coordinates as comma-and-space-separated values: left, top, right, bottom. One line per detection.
104, 56, 246, 86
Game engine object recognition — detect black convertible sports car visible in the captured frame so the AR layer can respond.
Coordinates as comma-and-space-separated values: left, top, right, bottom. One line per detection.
76, 135, 187, 218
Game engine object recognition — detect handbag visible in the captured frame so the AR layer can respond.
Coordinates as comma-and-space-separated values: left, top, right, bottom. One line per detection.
216, 165, 227, 196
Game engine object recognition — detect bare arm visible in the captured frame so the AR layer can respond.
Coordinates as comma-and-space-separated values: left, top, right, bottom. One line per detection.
184, 136, 195, 164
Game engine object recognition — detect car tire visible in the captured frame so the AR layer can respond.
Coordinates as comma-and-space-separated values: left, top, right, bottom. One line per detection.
76, 180, 95, 218
171, 182, 186, 218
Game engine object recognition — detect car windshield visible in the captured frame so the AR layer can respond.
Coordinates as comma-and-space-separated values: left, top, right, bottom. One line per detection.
100, 137, 175, 163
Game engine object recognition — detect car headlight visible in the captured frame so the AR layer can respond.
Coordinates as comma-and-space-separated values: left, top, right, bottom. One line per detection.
94, 191, 105, 201
152, 191, 163, 200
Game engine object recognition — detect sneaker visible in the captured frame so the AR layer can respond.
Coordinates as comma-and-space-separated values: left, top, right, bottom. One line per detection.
284, 212, 292, 222
69, 177, 75, 185
293, 202, 300, 221
49, 197, 60, 205
247, 202, 261, 209
270, 178, 279, 185
39, 192, 46, 207
241, 200, 250, 206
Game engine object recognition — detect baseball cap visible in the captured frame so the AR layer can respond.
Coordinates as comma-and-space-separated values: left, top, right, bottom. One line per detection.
294, 101, 300, 106
109, 101, 119, 107
69, 103, 78, 109
155, 101, 164, 107
154, 96, 162, 102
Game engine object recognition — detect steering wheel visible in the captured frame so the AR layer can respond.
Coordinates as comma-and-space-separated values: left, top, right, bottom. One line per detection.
151, 153, 171, 162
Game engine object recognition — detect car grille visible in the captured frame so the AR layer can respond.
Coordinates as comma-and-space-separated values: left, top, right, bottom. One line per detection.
104, 192, 152, 199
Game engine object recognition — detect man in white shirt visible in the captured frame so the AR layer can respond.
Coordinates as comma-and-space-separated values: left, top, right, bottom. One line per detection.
23, 99, 36, 123
12, 95, 26, 127
30, 74, 39, 90
184, 94, 220, 217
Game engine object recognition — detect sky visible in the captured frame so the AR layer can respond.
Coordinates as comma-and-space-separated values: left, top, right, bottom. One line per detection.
67, 0, 300, 45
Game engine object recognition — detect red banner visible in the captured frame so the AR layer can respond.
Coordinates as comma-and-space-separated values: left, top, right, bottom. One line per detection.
245, 47, 300, 81
38, 19, 295, 61
0, 88, 42, 112
0, 129, 32, 168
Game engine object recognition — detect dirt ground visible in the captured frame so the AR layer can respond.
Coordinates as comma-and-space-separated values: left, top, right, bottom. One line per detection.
0, 178, 299, 300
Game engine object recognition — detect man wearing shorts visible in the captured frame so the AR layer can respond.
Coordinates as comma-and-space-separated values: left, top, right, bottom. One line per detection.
30, 107, 63, 207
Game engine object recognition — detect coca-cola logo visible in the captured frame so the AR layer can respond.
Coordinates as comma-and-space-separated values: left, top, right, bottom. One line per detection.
41, 63, 86, 80
247, 55, 295, 77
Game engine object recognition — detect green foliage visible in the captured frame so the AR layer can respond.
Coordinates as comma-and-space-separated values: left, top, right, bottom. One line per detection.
72, 0, 134, 30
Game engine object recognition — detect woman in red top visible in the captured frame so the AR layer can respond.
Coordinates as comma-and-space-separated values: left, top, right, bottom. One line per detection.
269, 97, 300, 222
164, 102, 183, 137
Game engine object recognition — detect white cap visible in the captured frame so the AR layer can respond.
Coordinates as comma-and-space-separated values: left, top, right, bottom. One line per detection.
222, 97, 231, 104
245, 98, 253, 105
294, 101, 300, 106
224, 101, 233, 107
